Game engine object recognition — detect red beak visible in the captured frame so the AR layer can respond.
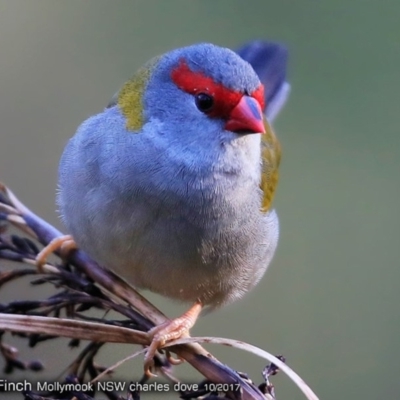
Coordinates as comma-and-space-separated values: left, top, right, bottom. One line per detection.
225, 95, 265, 134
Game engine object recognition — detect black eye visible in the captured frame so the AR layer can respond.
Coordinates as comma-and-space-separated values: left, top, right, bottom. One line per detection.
195, 93, 214, 113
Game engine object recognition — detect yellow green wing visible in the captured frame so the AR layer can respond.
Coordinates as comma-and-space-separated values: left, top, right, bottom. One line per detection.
260, 118, 281, 212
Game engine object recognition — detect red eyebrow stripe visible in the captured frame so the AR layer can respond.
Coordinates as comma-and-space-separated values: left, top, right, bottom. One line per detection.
251, 85, 265, 111
171, 59, 265, 118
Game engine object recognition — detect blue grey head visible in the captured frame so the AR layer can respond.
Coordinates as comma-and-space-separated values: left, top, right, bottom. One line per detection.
114, 43, 267, 147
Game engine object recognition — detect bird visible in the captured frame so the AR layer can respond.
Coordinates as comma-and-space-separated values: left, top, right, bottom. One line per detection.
45, 41, 289, 375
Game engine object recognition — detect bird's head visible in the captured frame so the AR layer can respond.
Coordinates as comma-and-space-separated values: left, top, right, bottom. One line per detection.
112, 43, 267, 141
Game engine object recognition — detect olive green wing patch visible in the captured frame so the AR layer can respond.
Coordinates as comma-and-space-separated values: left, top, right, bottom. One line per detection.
113, 56, 160, 132
260, 119, 281, 212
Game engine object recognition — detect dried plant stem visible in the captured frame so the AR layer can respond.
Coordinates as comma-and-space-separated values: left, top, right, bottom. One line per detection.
0, 314, 148, 345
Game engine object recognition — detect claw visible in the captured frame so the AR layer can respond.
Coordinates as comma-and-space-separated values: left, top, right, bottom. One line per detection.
166, 350, 184, 366
144, 301, 202, 376
36, 234, 76, 272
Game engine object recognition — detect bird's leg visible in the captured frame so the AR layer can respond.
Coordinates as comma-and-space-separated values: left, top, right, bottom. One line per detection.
36, 234, 77, 272
144, 300, 202, 376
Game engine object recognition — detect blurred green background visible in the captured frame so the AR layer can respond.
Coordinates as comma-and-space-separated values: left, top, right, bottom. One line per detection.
0, 1, 399, 399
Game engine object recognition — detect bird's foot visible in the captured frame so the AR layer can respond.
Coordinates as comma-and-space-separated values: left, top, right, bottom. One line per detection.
144, 301, 202, 377
36, 234, 77, 272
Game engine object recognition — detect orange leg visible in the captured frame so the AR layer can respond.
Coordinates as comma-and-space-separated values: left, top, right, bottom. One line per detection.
144, 301, 202, 376
36, 234, 77, 272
